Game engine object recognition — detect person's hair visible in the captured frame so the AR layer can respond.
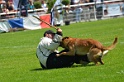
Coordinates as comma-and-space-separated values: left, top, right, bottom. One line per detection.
43, 30, 55, 37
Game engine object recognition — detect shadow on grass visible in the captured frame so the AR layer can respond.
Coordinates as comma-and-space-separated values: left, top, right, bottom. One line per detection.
30, 63, 95, 71
30, 68, 44, 71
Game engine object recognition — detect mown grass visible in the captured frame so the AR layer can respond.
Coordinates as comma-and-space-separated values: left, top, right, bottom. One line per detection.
0, 17, 124, 82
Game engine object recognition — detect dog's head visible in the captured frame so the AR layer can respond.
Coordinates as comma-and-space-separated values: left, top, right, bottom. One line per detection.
60, 36, 70, 48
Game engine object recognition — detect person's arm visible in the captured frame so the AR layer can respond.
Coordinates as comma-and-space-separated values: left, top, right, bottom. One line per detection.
41, 37, 60, 50
56, 28, 63, 36
53, 28, 63, 43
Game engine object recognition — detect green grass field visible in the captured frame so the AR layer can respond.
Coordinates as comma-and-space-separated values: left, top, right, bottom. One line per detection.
0, 17, 124, 82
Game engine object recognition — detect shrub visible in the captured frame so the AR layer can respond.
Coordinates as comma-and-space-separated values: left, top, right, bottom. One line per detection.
62, 0, 70, 5
47, 0, 56, 13
34, 1, 41, 9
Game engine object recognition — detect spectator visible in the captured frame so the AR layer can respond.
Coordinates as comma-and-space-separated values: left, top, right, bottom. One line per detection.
83, 0, 91, 22
0, 0, 6, 13
6, 1, 14, 12
71, 0, 80, 5
41, 0, 48, 13
1, 4, 9, 18
28, 0, 34, 10
6, 1, 15, 18
2, 4, 9, 13
73, 0, 83, 22
19, 0, 28, 17
94, 0, 103, 19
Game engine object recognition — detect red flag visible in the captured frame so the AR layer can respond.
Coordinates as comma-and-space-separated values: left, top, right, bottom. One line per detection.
40, 14, 51, 28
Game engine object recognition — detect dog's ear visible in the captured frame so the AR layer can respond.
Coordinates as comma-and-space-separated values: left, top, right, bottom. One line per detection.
62, 36, 69, 41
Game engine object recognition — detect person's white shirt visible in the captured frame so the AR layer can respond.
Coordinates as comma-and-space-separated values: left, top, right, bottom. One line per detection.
41, 3, 47, 13
36, 34, 62, 68
41, 3, 47, 8
72, 0, 80, 4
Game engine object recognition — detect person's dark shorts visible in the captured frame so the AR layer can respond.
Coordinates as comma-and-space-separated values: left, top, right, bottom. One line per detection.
40, 50, 90, 69
46, 51, 75, 69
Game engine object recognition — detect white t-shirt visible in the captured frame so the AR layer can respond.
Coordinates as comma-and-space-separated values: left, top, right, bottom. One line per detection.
72, 0, 80, 4
41, 3, 47, 8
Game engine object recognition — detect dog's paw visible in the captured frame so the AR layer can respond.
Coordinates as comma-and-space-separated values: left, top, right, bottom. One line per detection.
56, 54, 60, 57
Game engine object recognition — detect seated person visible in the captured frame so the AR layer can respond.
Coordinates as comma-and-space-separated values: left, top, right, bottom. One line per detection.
1, 5, 9, 19
2, 5, 9, 13
36, 28, 90, 69
6, 1, 15, 18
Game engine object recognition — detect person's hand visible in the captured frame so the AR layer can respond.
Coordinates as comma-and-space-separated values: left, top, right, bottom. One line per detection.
57, 28, 62, 33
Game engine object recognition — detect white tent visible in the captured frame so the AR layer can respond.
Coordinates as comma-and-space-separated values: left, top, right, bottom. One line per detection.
0, 20, 11, 33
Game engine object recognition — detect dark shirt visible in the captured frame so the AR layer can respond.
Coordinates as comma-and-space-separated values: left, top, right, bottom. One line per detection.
8, 6, 13, 11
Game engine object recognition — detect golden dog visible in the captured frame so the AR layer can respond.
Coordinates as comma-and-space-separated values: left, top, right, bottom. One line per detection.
57, 37, 118, 65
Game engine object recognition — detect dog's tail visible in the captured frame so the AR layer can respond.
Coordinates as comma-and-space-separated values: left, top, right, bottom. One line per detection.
103, 37, 118, 51
100, 37, 118, 57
